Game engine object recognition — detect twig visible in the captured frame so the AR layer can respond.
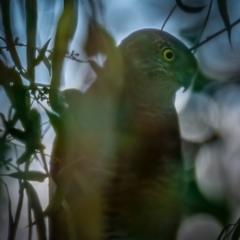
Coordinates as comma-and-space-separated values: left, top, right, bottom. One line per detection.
190, 18, 240, 51
161, 4, 177, 31
39, 149, 49, 175
193, 0, 213, 53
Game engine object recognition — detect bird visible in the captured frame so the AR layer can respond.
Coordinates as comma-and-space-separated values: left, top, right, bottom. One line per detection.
49, 28, 197, 240
102, 29, 197, 240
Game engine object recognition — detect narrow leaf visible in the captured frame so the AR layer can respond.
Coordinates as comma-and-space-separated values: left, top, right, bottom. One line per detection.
232, 218, 240, 240
217, 0, 232, 46
26, 108, 42, 150
1, 170, 48, 182
8, 128, 26, 143
9, 180, 24, 240
50, 0, 78, 112
3, 68, 30, 128
44, 108, 62, 135
0, 180, 14, 238
25, 0, 38, 82
27, 198, 33, 240
176, 0, 206, 13
26, 182, 47, 240
29, 39, 51, 70
217, 224, 234, 240
37, 48, 51, 75
17, 150, 32, 164
84, 21, 116, 56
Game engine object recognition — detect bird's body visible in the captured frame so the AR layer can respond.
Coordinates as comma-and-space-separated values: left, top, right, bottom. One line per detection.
103, 29, 197, 240
50, 29, 197, 240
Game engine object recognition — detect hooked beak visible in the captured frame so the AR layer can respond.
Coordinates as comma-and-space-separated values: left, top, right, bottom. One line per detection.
178, 68, 199, 92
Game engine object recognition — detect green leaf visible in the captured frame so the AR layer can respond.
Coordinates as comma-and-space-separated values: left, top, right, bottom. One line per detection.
217, 0, 232, 46
25, 108, 42, 150
3, 68, 31, 128
8, 128, 26, 143
26, 182, 47, 240
29, 39, 51, 70
44, 108, 62, 135
1, 170, 48, 182
17, 150, 32, 164
25, 0, 38, 82
37, 48, 52, 75
176, 0, 206, 13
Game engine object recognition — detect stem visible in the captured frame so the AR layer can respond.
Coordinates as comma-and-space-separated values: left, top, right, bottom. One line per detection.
193, 0, 213, 53
190, 18, 240, 51
161, 4, 177, 31
40, 149, 49, 175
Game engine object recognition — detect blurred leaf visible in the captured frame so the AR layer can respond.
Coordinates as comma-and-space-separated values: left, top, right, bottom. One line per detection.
0, 0, 23, 71
1, 170, 47, 182
0, 59, 7, 85
84, 21, 116, 56
37, 48, 52, 75
0, 138, 10, 163
8, 180, 25, 240
25, 0, 38, 82
88, 59, 104, 76
217, 224, 234, 240
2, 68, 30, 128
217, 0, 232, 46
0, 180, 14, 238
176, 0, 206, 13
44, 108, 62, 135
27, 198, 33, 240
50, 0, 78, 112
25, 108, 42, 151
84, 21, 122, 89
14, 37, 19, 44
29, 39, 51, 71
44, 161, 79, 215
8, 128, 26, 143
26, 181, 47, 240
17, 149, 32, 164
232, 218, 240, 240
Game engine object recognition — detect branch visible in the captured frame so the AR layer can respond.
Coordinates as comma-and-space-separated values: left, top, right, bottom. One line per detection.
190, 18, 240, 51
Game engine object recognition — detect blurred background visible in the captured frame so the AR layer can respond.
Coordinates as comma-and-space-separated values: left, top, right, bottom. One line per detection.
1, 0, 240, 239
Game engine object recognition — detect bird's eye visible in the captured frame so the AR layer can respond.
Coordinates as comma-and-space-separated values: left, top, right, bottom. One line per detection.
162, 48, 175, 61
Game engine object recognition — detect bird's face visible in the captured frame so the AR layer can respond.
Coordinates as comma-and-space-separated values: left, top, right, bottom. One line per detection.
119, 29, 197, 110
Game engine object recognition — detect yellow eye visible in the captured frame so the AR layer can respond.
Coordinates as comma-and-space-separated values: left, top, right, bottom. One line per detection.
162, 48, 175, 61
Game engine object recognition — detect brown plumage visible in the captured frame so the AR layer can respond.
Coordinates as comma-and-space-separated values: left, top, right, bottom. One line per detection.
49, 28, 197, 240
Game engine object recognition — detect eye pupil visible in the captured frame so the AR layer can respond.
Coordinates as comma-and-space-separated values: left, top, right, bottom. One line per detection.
166, 52, 173, 59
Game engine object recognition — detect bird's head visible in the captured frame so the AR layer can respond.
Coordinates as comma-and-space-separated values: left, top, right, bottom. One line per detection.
119, 29, 197, 110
